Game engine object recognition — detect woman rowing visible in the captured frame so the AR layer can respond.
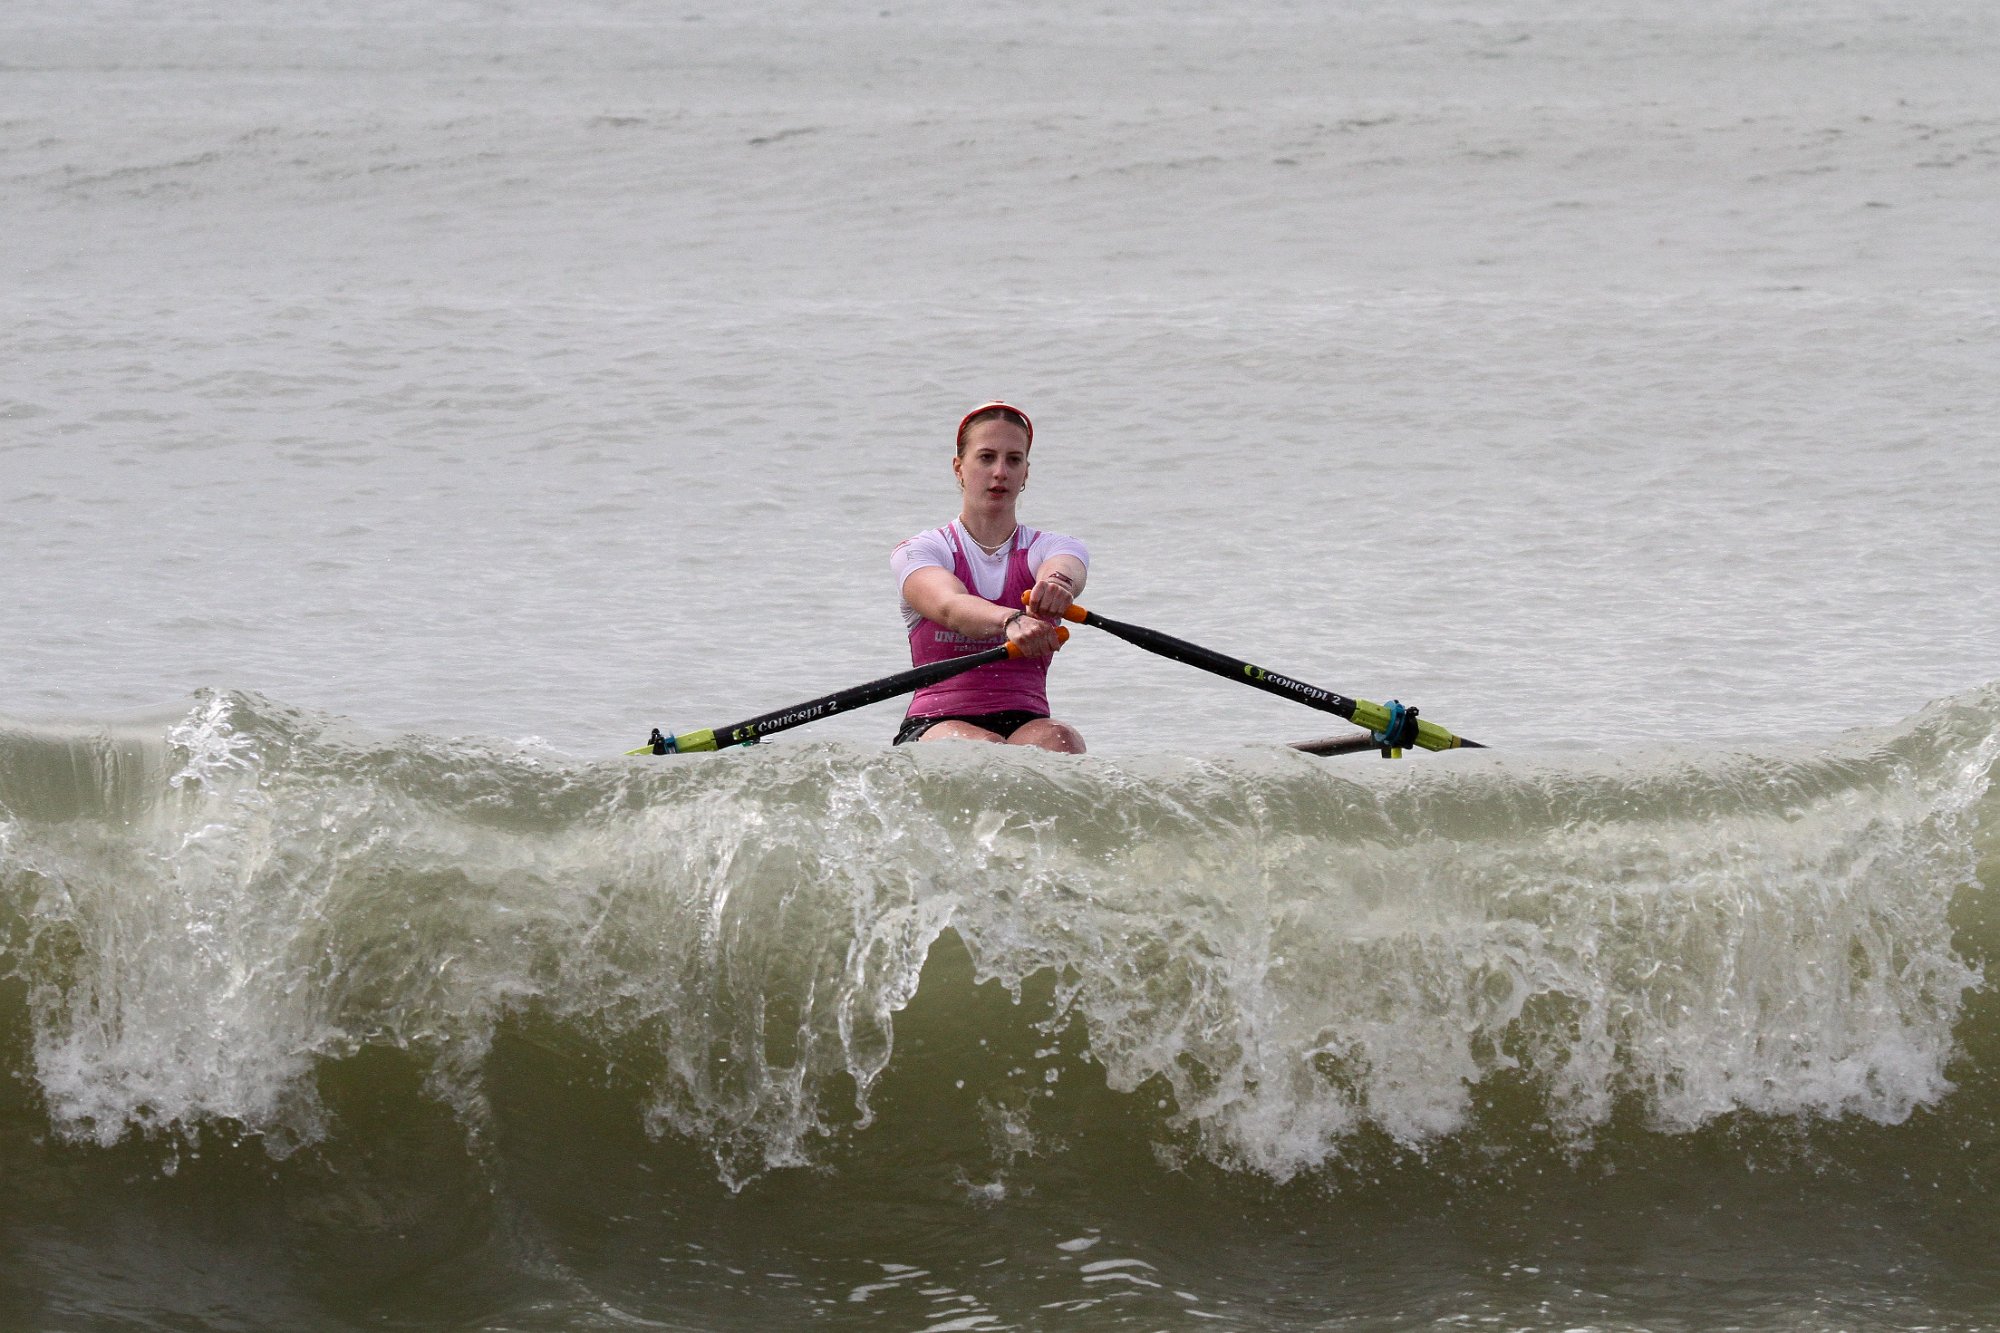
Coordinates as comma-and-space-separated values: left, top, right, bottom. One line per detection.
890, 402, 1088, 752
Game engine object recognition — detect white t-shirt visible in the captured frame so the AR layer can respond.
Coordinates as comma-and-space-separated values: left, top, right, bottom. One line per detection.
892, 522, 1090, 632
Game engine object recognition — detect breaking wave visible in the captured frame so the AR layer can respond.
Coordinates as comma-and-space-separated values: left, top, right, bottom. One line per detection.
3, 685, 1993, 1194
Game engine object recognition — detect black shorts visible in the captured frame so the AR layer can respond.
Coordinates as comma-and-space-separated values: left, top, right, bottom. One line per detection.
893, 711, 1049, 745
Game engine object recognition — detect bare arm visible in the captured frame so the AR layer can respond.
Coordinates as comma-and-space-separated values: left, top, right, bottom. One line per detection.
902, 565, 1066, 657
1026, 554, 1085, 622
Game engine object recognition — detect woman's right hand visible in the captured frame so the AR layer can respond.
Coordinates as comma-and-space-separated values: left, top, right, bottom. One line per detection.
1004, 608, 1064, 657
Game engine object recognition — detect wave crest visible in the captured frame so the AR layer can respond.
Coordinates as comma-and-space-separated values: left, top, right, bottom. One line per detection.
1, 685, 1994, 1184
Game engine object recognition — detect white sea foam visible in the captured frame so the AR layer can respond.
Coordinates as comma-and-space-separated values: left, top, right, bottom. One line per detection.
5, 687, 1987, 1191
4, 3, 1999, 1327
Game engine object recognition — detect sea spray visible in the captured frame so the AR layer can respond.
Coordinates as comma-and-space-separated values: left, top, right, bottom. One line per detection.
0, 687, 1997, 1332
2, 685, 1992, 1189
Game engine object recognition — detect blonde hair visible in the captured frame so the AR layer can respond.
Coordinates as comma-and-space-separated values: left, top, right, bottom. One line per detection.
955, 402, 1034, 456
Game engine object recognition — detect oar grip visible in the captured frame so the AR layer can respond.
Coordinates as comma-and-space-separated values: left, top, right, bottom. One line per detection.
1003, 624, 1069, 658
1021, 591, 1089, 623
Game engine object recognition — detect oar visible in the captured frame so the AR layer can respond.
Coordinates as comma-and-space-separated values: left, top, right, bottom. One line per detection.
1043, 598, 1482, 756
629, 630, 1066, 755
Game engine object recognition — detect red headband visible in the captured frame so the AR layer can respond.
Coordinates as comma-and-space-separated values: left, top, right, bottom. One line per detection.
955, 401, 1033, 448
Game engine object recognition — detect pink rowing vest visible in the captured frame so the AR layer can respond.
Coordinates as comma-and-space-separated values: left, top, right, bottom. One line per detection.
906, 525, 1051, 718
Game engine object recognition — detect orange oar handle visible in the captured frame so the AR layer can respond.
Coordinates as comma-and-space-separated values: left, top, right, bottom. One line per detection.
1002, 623, 1069, 658
1021, 591, 1089, 623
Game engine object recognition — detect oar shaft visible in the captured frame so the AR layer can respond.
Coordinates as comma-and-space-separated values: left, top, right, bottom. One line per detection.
1060, 603, 1480, 753
684, 640, 1016, 748
1076, 609, 1363, 723
638, 643, 1015, 754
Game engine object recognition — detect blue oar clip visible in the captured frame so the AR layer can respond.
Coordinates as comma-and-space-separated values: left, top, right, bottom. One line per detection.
1372, 700, 1420, 758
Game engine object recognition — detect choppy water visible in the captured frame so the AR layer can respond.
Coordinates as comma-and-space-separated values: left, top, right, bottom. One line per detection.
2, 688, 1998, 1329
5, 0, 2000, 1328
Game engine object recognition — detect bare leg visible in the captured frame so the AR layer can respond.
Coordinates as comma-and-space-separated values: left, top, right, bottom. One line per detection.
1006, 719, 1087, 753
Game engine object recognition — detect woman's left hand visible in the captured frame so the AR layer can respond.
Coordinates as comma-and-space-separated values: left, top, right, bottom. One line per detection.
1027, 573, 1075, 621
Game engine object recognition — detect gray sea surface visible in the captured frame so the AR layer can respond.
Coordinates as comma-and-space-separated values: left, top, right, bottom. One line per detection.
3, 8, 2000, 1327
6, 0, 1995, 760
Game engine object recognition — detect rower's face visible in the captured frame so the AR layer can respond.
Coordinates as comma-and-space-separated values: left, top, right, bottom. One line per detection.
954, 420, 1031, 502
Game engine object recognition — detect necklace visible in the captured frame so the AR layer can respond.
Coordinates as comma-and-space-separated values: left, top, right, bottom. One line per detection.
966, 523, 1017, 556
